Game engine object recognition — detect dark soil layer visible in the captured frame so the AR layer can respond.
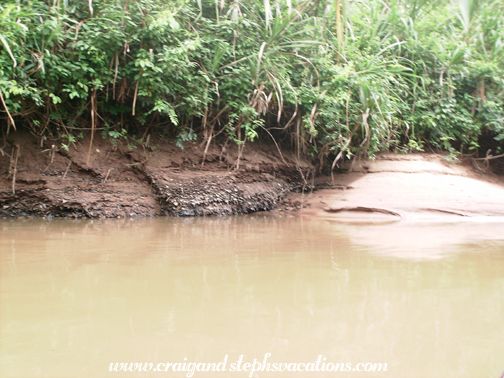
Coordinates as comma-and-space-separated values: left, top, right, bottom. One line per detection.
0, 132, 313, 218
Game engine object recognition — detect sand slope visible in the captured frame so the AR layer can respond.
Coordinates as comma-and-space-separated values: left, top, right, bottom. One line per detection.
300, 154, 504, 222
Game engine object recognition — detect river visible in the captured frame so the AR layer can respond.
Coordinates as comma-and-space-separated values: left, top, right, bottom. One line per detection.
1, 216, 503, 377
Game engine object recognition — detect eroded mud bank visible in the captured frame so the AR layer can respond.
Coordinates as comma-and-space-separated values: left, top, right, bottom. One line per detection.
0, 132, 313, 218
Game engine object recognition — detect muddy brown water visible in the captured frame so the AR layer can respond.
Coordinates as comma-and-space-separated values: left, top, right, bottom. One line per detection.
1, 216, 503, 378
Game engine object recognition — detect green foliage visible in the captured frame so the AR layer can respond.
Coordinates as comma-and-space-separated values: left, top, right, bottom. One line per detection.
175, 127, 197, 149
0, 0, 503, 164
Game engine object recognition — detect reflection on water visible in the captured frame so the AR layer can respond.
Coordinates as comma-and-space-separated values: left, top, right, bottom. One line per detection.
1, 216, 503, 378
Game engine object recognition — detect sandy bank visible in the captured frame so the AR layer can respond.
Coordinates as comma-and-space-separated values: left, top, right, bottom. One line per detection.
296, 154, 504, 222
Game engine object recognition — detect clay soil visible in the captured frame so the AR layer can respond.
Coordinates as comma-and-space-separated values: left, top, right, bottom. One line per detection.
0, 131, 313, 219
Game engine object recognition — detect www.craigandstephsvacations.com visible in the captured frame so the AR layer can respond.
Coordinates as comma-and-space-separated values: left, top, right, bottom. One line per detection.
109, 354, 388, 376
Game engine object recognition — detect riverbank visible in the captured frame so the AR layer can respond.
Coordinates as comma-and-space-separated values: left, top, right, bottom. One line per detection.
0, 132, 313, 218
292, 153, 504, 222
2, 133, 504, 220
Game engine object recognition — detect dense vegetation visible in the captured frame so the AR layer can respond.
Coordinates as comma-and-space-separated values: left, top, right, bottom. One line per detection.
1, 0, 503, 167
